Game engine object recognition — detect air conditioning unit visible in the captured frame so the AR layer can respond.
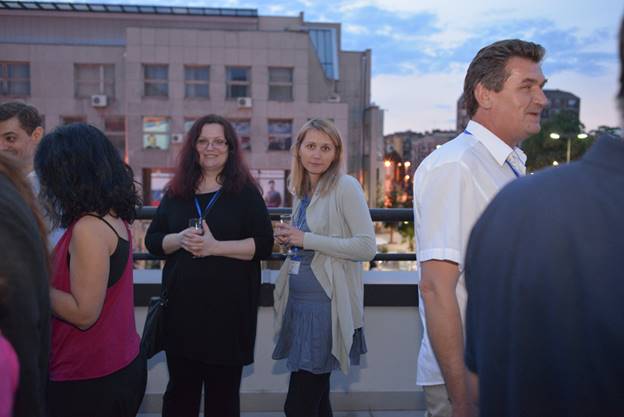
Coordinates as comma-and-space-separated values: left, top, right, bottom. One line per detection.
236, 97, 252, 108
90, 94, 108, 107
171, 133, 184, 144
327, 94, 341, 103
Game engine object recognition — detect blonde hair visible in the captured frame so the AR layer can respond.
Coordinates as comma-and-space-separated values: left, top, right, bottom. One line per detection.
288, 119, 344, 198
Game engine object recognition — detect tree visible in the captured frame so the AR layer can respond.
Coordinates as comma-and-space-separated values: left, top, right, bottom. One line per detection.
521, 111, 594, 172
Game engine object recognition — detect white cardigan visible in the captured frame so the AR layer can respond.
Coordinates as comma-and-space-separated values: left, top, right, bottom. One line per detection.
273, 175, 376, 373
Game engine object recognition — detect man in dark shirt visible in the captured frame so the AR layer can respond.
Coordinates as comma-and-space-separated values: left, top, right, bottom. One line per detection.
464, 16, 624, 417
264, 179, 282, 207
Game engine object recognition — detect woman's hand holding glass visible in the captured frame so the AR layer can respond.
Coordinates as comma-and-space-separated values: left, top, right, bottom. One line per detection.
180, 220, 219, 257
274, 222, 305, 249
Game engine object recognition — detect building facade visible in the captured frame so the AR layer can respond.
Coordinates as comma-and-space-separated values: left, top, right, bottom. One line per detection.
542, 89, 580, 123
0, 1, 384, 206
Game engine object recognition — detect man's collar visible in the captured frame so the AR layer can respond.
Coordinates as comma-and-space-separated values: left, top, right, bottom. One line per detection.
465, 120, 527, 166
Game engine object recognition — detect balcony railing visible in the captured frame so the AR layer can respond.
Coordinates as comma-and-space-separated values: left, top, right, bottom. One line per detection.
133, 207, 416, 262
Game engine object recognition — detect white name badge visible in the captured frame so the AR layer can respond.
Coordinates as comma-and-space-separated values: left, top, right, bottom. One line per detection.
288, 260, 301, 275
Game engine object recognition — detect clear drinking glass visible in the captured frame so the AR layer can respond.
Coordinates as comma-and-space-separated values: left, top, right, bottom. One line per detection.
188, 218, 203, 258
188, 218, 203, 234
278, 214, 292, 255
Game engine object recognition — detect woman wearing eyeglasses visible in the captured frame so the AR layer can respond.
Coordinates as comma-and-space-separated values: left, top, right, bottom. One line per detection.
145, 115, 274, 417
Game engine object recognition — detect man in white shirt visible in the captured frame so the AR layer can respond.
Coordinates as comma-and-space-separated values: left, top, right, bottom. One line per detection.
412, 39, 548, 417
0, 102, 64, 245
0, 102, 44, 189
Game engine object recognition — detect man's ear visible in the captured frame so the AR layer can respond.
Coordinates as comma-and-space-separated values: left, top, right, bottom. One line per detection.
474, 82, 493, 110
32, 126, 44, 143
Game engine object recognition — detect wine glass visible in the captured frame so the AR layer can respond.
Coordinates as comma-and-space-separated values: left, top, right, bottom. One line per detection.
278, 214, 292, 255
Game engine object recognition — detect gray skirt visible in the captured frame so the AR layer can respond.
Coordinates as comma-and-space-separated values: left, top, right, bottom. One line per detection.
272, 250, 367, 374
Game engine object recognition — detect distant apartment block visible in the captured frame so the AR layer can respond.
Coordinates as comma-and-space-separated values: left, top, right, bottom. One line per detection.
456, 89, 580, 131
542, 89, 580, 123
384, 129, 456, 171
0, 1, 384, 206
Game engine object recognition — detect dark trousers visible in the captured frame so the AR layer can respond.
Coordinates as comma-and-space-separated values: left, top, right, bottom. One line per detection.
284, 370, 333, 417
48, 352, 147, 417
162, 352, 243, 417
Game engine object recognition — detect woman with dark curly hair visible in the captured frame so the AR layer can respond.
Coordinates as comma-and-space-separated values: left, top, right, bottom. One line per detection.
145, 114, 274, 417
35, 123, 146, 417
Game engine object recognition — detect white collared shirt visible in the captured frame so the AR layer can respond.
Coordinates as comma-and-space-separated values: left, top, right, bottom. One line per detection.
412, 120, 526, 385
27, 170, 65, 248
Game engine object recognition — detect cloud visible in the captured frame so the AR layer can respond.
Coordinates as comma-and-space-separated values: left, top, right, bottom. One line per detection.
372, 70, 465, 133
344, 24, 368, 35
546, 62, 621, 131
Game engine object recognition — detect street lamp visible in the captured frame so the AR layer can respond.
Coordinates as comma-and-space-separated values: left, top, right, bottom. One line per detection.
549, 132, 588, 164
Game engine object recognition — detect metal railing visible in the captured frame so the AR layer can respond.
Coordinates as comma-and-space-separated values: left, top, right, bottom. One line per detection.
134, 207, 416, 261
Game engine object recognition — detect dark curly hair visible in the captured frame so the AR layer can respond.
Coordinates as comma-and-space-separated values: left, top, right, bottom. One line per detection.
35, 123, 141, 228
167, 114, 256, 199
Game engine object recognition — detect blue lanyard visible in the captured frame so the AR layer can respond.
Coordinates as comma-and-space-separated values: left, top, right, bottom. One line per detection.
294, 196, 310, 230
290, 197, 309, 256
466, 129, 521, 178
505, 158, 521, 178
194, 189, 221, 219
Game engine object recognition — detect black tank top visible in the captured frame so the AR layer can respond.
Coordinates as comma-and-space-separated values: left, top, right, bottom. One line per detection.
67, 214, 130, 288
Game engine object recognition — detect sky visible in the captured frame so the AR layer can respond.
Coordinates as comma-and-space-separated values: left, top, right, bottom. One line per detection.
69, 0, 623, 134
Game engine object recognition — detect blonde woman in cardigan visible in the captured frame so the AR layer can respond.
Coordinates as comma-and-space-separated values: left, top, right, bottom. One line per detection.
273, 119, 376, 417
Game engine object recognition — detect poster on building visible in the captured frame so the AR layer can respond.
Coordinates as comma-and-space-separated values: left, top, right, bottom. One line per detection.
231, 120, 252, 151
143, 117, 170, 150
149, 170, 174, 206
268, 120, 292, 151
252, 169, 287, 207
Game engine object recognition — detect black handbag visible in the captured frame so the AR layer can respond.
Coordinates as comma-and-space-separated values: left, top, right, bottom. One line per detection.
140, 278, 173, 359
140, 294, 168, 359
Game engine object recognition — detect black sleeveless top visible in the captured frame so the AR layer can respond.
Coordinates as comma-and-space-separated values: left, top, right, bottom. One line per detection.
67, 214, 130, 288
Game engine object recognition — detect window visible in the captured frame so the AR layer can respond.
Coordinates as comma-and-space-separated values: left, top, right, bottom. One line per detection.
0, 62, 30, 96
74, 64, 114, 98
105, 116, 126, 157
268, 68, 293, 101
184, 118, 197, 133
143, 116, 170, 150
230, 120, 251, 151
142, 168, 174, 206
144, 64, 168, 97
267, 120, 292, 151
184, 66, 209, 98
308, 28, 339, 80
226, 67, 250, 99
60, 115, 86, 125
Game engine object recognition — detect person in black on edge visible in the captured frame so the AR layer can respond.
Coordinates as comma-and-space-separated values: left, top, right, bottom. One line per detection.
145, 114, 274, 417
0, 154, 50, 417
464, 15, 624, 417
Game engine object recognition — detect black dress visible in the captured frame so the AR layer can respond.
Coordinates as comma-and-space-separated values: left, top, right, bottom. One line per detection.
145, 182, 274, 366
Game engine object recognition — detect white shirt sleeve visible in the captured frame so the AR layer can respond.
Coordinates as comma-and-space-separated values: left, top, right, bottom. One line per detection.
414, 160, 482, 271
